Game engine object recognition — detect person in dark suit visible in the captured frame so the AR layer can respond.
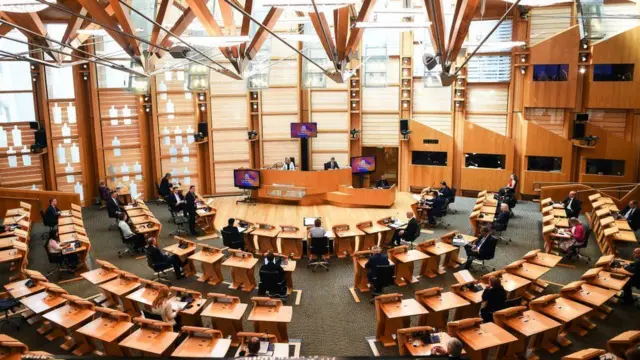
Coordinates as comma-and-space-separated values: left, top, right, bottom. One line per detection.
427, 195, 446, 226
223, 218, 240, 236
43, 198, 61, 227
480, 276, 507, 322
98, 181, 111, 203
375, 175, 390, 189
492, 203, 510, 231
365, 246, 389, 284
260, 252, 286, 296
618, 200, 640, 231
239, 337, 261, 357
622, 248, 640, 305
184, 185, 198, 235
324, 157, 340, 170
167, 187, 185, 212
438, 181, 453, 199
261, 252, 285, 278
159, 173, 172, 197
106, 191, 126, 221
392, 211, 418, 246
145, 237, 185, 279
562, 191, 582, 218
464, 227, 497, 270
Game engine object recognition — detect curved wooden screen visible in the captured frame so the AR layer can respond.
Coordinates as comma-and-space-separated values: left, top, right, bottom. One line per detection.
407, 120, 454, 188
461, 121, 514, 191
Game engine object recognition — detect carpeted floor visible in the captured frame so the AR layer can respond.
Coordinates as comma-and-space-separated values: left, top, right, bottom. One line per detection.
2, 195, 639, 358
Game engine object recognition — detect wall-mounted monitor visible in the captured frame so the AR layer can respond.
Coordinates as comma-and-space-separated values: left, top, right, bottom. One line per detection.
527, 156, 562, 172
533, 64, 569, 81
412, 151, 448, 166
593, 64, 634, 82
234, 169, 261, 189
586, 159, 625, 176
351, 155, 376, 174
290, 122, 317, 138
465, 153, 506, 169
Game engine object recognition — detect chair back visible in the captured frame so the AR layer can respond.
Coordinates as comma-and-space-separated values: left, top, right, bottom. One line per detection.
259, 268, 285, 295
449, 187, 457, 203
41, 208, 55, 228
117, 223, 129, 243
410, 224, 421, 242
221, 229, 243, 250
483, 238, 498, 261
43, 238, 61, 264
142, 310, 163, 321
577, 228, 591, 249
310, 237, 329, 256
373, 264, 395, 289
503, 297, 522, 308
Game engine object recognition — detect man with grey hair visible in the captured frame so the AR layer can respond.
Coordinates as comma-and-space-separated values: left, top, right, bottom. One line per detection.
562, 190, 582, 218
447, 337, 464, 359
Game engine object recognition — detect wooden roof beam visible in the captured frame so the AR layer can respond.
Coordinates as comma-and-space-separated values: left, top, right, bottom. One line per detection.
424, 0, 445, 60
185, 0, 237, 67
108, 0, 142, 56
344, 0, 376, 61
334, 6, 349, 66
156, 7, 196, 56
239, 0, 253, 58
309, 10, 337, 70
150, 0, 173, 51
61, 8, 88, 45
243, 7, 283, 61
218, 0, 239, 58
0, 11, 59, 62
446, 0, 480, 67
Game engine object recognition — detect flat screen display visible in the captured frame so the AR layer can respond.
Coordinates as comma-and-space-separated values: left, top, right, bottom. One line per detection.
290, 123, 317, 138
593, 64, 634, 81
586, 159, 625, 176
233, 169, 261, 189
527, 156, 562, 172
465, 153, 506, 169
412, 151, 448, 166
533, 64, 569, 81
351, 155, 376, 174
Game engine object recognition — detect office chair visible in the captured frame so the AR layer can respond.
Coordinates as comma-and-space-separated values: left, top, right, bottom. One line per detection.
308, 237, 330, 272
144, 248, 173, 285
370, 264, 396, 303
40, 208, 56, 241
258, 268, 287, 301
107, 208, 119, 231
221, 229, 244, 250
155, 182, 167, 205
117, 226, 137, 258
469, 240, 497, 273
142, 310, 164, 321
568, 229, 592, 264
167, 204, 188, 237
430, 202, 450, 229
0, 297, 21, 331
43, 239, 64, 279
446, 187, 457, 214
492, 219, 512, 245
400, 225, 421, 249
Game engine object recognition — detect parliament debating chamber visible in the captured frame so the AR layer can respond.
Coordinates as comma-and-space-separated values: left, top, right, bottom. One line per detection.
2, 0, 640, 359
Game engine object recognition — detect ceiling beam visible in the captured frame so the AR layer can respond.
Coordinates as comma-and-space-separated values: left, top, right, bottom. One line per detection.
61, 7, 88, 45
108, 0, 141, 56
218, 0, 239, 58
150, 0, 173, 50
72, 4, 114, 47
424, 0, 446, 64
0, 11, 59, 63
333, 7, 349, 66
309, 9, 337, 70
243, 7, 283, 61
0, 23, 12, 37
446, 0, 480, 67
156, 7, 196, 56
185, 0, 237, 67
344, 0, 376, 61
239, 0, 253, 59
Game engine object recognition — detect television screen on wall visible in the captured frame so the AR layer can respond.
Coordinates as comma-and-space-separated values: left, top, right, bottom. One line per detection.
593, 64, 634, 81
527, 156, 562, 172
412, 151, 448, 166
586, 159, 625, 176
533, 64, 569, 81
465, 153, 506, 169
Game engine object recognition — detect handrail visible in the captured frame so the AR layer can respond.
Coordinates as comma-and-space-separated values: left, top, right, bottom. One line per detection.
534, 182, 638, 198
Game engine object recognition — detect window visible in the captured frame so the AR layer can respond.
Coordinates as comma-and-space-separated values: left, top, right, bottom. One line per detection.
46, 66, 75, 99
533, 64, 569, 81
467, 56, 512, 83
467, 20, 513, 53
97, 62, 134, 88
527, 156, 562, 172
465, 153, 506, 169
412, 151, 448, 166
593, 64, 634, 81
586, 159, 625, 176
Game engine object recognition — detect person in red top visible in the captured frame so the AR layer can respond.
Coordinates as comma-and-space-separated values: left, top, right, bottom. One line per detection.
561, 218, 586, 258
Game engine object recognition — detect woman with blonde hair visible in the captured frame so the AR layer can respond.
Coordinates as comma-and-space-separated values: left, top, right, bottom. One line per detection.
151, 288, 181, 331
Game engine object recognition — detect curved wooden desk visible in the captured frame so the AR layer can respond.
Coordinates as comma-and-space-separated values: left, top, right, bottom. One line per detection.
256, 169, 395, 208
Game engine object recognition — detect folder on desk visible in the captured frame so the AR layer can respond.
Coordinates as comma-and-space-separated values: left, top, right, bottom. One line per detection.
238, 227, 247, 234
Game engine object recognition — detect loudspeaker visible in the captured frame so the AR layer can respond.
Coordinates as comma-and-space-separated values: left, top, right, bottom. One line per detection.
29, 121, 39, 130
34, 128, 47, 147
573, 123, 586, 139
575, 113, 589, 123
197, 122, 208, 136
400, 119, 409, 133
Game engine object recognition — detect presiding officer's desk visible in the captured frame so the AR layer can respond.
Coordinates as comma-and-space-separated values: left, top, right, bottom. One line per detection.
256, 168, 396, 207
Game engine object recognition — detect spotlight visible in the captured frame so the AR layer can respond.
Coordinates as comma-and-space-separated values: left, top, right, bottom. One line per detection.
579, 66, 586, 74
400, 129, 412, 140
422, 54, 438, 71
520, 55, 526, 63
247, 130, 258, 140
580, 55, 587, 62
200, 104, 206, 111
520, 66, 526, 75
350, 128, 360, 139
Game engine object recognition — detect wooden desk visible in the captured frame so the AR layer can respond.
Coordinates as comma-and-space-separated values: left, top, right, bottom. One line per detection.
172, 327, 231, 358
505, 260, 551, 281
561, 281, 617, 319
200, 294, 247, 346
455, 320, 518, 360
99, 274, 142, 314
0, 236, 18, 250
353, 251, 373, 292
279, 226, 305, 259
75, 308, 134, 356
125, 208, 152, 218
441, 232, 477, 267
125, 281, 168, 315
333, 225, 364, 258
188, 246, 224, 286
375, 295, 428, 347
19, 286, 67, 315
608, 330, 640, 358
42, 297, 96, 351
247, 297, 293, 342
398, 329, 451, 356
581, 268, 629, 291
500, 273, 532, 299
119, 318, 179, 356
531, 295, 593, 346
4, 276, 46, 299
81, 267, 118, 285
58, 224, 86, 235
164, 238, 197, 276
357, 221, 391, 250
389, 247, 429, 286
130, 215, 155, 226
58, 216, 83, 227
494, 307, 561, 358
222, 251, 259, 292
416, 288, 469, 329
252, 225, 280, 254
234, 333, 288, 358
281, 258, 297, 295
452, 282, 487, 320
454, 270, 475, 284
196, 205, 217, 236
562, 348, 609, 360
522, 249, 563, 268
418, 240, 456, 277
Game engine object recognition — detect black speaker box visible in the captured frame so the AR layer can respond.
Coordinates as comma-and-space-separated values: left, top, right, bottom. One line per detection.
34, 128, 47, 147
197, 122, 208, 136
400, 119, 409, 132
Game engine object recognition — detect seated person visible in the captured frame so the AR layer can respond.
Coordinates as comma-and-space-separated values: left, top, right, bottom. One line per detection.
492, 203, 510, 231
281, 157, 296, 171
117, 213, 145, 251
151, 288, 181, 331
107, 191, 126, 221
392, 211, 418, 246
324, 156, 340, 170
618, 200, 640, 231
47, 229, 79, 271
430, 338, 466, 359
259, 252, 286, 296
559, 218, 586, 256
480, 276, 507, 322
464, 227, 497, 270
239, 337, 261, 357
159, 173, 173, 197
222, 218, 243, 250
626, 346, 640, 360
438, 181, 453, 199
145, 237, 186, 279
44, 198, 61, 227
365, 246, 389, 285
425, 195, 446, 226
375, 175, 390, 189
98, 181, 111, 203
622, 248, 640, 306
167, 187, 185, 212
562, 191, 582, 219
499, 174, 518, 196
309, 218, 326, 238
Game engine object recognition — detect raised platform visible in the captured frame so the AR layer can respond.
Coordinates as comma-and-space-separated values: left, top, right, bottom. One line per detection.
210, 192, 416, 231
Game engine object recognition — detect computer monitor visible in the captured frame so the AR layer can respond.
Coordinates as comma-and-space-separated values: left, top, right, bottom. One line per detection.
350, 155, 376, 174
290, 123, 317, 138
233, 169, 261, 189
303, 217, 320, 226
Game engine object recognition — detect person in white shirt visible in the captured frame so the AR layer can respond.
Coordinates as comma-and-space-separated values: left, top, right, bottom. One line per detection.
47, 229, 79, 270
281, 157, 296, 171
151, 287, 181, 331
117, 213, 145, 252
309, 218, 326, 238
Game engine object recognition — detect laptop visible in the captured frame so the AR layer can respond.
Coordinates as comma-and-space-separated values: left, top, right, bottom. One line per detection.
303, 217, 319, 227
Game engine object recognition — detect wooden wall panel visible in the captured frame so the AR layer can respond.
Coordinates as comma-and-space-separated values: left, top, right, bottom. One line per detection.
412, 114, 452, 136
0, 122, 44, 189
587, 109, 627, 139
269, 60, 298, 87
362, 87, 400, 112
211, 96, 249, 129
407, 120, 454, 188
578, 123, 638, 183
461, 121, 514, 191
529, 6, 572, 45
262, 88, 298, 114
214, 161, 251, 193
466, 86, 509, 113
311, 91, 349, 110
210, 66, 247, 95
212, 130, 251, 162
524, 108, 565, 137
362, 114, 399, 147
262, 114, 298, 139
466, 114, 508, 136
311, 153, 349, 171
312, 132, 349, 152
311, 112, 349, 130
263, 140, 300, 167
413, 84, 452, 112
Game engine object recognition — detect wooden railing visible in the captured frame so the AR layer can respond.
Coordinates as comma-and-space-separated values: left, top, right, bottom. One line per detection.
0, 188, 81, 222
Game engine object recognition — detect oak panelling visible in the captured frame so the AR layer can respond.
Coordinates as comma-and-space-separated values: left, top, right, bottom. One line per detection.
519, 117, 572, 195
412, 114, 452, 136
262, 140, 300, 167
312, 132, 349, 152
461, 121, 514, 191
156, 69, 189, 92
362, 87, 400, 112
0, 187, 80, 222
524, 108, 565, 137
524, 26, 580, 108
210, 67, 247, 95
578, 123, 638, 184
311, 91, 349, 110
211, 96, 248, 129
261, 88, 298, 114
413, 83, 452, 112
529, 6, 572, 45
310, 112, 349, 130
269, 60, 298, 87
214, 161, 251, 193
212, 130, 251, 162
407, 120, 454, 187
262, 114, 298, 139
104, 147, 144, 185
362, 114, 400, 147
465, 114, 508, 136
587, 109, 627, 139
466, 85, 509, 113
0, 155, 44, 188
48, 101, 79, 139
157, 95, 195, 114
160, 156, 200, 187
586, 26, 640, 109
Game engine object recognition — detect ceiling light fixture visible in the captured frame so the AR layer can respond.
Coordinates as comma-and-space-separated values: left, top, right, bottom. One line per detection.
355, 21, 432, 29
0, 0, 55, 13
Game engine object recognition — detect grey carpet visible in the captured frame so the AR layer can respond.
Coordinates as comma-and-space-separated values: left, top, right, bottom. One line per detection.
2, 196, 639, 358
